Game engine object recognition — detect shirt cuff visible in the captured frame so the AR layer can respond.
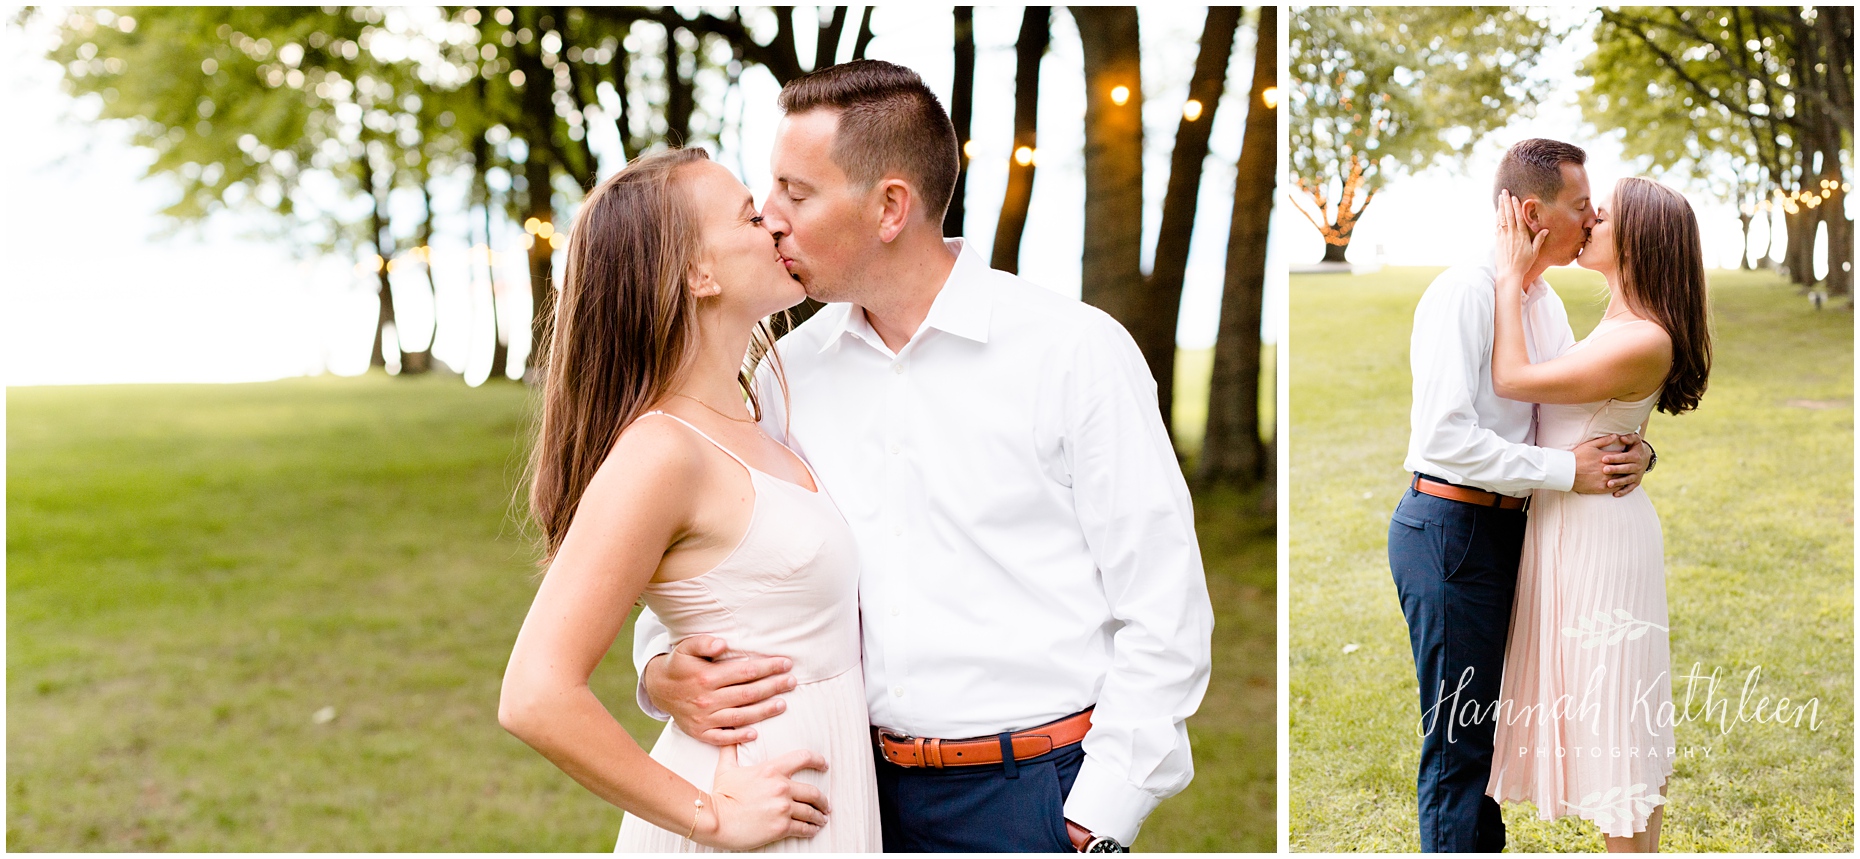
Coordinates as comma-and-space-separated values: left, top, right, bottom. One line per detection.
634, 657, 673, 723
1062, 755, 1162, 848
1542, 448, 1576, 492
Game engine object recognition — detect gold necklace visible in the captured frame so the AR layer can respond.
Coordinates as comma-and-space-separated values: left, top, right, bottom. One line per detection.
673, 393, 758, 425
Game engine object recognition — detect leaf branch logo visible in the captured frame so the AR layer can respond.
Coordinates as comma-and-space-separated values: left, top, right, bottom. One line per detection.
1562, 609, 1667, 649
1560, 783, 1666, 828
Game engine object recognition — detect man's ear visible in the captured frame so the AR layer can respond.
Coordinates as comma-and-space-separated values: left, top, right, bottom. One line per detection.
1519, 196, 1542, 231
876, 178, 914, 243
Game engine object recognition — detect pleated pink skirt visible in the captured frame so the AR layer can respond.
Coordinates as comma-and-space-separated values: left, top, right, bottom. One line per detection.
615, 666, 881, 852
1488, 487, 1677, 838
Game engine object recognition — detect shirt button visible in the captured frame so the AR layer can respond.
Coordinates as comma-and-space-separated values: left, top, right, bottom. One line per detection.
892, 526, 903, 536
891, 686, 904, 697
890, 606, 900, 617
889, 442, 901, 454
891, 363, 904, 375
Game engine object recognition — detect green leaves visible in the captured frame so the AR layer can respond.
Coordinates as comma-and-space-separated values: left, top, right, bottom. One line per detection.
1290, 6, 1554, 194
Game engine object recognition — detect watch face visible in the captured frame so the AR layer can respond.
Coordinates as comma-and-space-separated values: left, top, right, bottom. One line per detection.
1085, 836, 1127, 853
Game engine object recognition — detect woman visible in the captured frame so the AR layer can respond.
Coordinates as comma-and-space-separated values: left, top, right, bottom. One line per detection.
1485, 179, 1712, 852
497, 147, 881, 851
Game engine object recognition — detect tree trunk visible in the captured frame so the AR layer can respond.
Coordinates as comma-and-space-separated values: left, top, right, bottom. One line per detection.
512, 13, 561, 380
1198, 5, 1275, 491
1738, 212, 1754, 270
944, 6, 975, 238
851, 7, 876, 60
1820, 136, 1852, 296
815, 6, 848, 71
372, 268, 397, 370
399, 173, 439, 375
1823, 182, 1852, 297
665, 24, 695, 145
524, 154, 556, 379
471, 76, 513, 381
363, 154, 409, 373
1135, 5, 1241, 436
1785, 204, 1816, 287
482, 185, 511, 382
990, 6, 1050, 273
1321, 241, 1350, 264
1071, 6, 1144, 329
1787, 131, 1817, 287
611, 30, 638, 161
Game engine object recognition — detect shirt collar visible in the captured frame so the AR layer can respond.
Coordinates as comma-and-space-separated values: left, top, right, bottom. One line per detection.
917, 238, 993, 344
1481, 245, 1551, 306
814, 237, 994, 354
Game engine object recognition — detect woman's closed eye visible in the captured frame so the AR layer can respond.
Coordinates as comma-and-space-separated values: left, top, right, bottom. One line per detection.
750, 215, 765, 226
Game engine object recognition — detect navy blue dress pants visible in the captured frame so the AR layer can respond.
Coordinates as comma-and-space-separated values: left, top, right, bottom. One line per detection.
876, 741, 1085, 852
1388, 480, 1528, 853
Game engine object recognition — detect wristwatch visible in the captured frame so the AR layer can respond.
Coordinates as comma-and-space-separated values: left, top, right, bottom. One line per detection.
1643, 440, 1658, 472
1066, 821, 1128, 853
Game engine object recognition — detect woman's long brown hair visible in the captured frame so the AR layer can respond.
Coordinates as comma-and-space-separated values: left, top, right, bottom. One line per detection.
527, 147, 786, 563
1612, 177, 1712, 415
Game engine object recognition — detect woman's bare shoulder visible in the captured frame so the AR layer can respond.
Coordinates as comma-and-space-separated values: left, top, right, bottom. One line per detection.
579, 413, 712, 516
1612, 319, 1675, 359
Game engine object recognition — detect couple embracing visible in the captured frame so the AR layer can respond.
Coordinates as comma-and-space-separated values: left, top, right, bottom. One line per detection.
1393, 139, 1713, 852
497, 60, 1214, 853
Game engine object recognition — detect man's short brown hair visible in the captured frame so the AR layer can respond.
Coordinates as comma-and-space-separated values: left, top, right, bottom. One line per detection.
777, 60, 960, 221
1494, 138, 1588, 206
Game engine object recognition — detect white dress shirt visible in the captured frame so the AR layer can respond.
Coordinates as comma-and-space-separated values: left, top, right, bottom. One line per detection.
634, 238, 1213, 845
1402, 252, 1577, 496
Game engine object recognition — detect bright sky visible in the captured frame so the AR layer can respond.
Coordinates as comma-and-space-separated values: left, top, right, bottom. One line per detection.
1276, 6, 1839, 273
3, 6, 1282, 387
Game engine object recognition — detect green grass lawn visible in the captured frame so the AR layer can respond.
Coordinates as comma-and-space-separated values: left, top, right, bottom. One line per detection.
7, 357, 1273, 851
1288, 266, 1853, 852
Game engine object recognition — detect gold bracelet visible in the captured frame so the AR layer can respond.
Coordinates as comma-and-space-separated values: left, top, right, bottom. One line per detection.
685, 791, 709, 842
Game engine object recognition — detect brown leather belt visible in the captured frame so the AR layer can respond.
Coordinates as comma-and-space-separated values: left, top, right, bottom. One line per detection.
1411, 474, 1528, 510
874, 709, 1093, 769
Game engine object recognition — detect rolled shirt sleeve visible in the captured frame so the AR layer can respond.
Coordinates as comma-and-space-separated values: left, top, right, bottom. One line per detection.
630, 606, 674, 722
1405, 270, 1576, 495
1058, 312, 1216, 845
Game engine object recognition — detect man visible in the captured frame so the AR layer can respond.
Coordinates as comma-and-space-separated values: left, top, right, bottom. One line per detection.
632, 60, 1214, 852
1388, 138, 1654, 853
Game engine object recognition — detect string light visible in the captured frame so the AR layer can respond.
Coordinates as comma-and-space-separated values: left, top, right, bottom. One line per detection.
1182, 99, 1203, 122
1262, 87, 1280, 109
1109, 85, 1130, 106
1014, 145, 1035, 167
962, 140, 976, 159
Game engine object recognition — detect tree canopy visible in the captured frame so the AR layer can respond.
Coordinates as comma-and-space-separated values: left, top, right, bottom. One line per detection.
1288, 6, 1552, 262
1585, 6, 1853, 293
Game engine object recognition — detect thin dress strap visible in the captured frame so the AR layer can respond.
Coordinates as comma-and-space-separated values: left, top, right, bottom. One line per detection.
636, 410, 753, 471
